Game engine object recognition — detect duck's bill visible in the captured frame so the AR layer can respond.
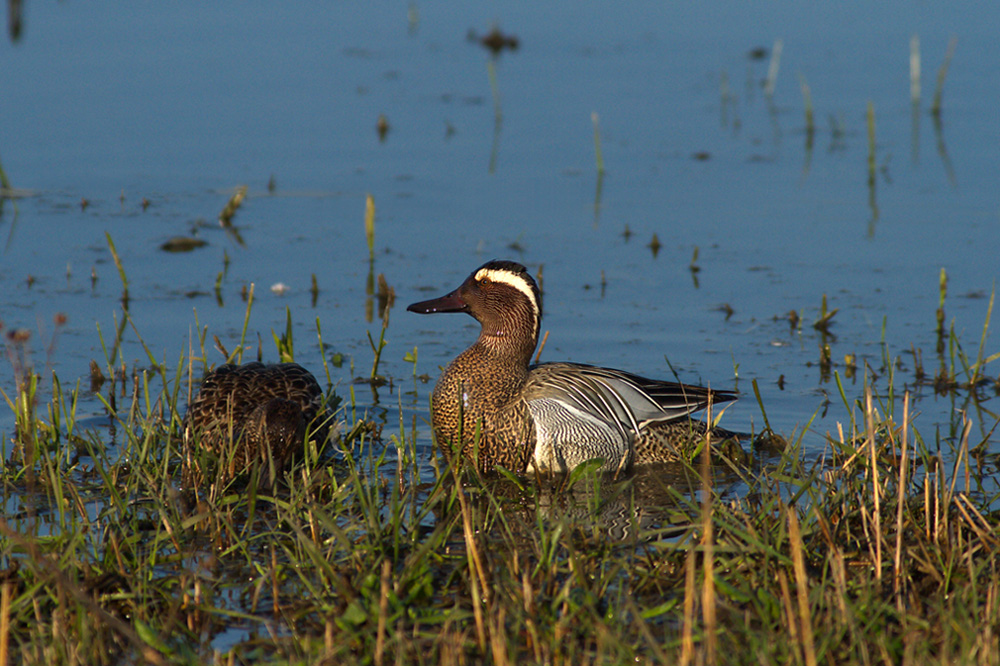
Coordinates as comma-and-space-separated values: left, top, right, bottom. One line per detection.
406, 290, 468, 314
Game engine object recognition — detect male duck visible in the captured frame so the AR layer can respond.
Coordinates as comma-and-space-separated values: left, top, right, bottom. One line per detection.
408, 260, 741, 475
182, 362, 330, 487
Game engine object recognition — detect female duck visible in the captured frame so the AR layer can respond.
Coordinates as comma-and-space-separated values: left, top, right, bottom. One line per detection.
182, 362, 330, 487
408, 260, 740, 475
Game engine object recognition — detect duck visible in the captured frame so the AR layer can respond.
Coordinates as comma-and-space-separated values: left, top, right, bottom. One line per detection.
182, 362, 331, 488
407, 260, 742, 475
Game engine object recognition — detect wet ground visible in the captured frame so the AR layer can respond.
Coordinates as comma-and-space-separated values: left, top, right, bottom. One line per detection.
2, 1, 998, 463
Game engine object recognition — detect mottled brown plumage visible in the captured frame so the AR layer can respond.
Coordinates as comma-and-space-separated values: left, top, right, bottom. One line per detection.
408, 260, 744, 475
182, 362, 330, 488
427, 333, 537, 473
633, 418, 747, 466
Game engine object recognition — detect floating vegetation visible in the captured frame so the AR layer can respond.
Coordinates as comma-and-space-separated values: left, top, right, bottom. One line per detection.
470, 26, 519, 56
812, 294, 838, 333
716, 303, 734, 320
364, 194, 376, 261
159, 236, 207, 253
218, 185, 247, 227
764, 38, 783, 98
866, 102, 877, 186
866, 101, 880, 234
376, 273, 395, 316
798, 72, 814, 138
310, 273, 320, 307
647, 233, 662, 258
931, 36, 958, 118
592, 111, 605, 176
689, 245, 701, 273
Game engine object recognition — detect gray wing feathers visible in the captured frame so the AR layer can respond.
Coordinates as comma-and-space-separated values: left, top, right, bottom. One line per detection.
526, 397, 628, 473
525, 363, 729, 428
522, 363, 735, 473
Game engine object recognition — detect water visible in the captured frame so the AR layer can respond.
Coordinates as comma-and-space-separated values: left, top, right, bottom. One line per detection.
1, 1, 998, 464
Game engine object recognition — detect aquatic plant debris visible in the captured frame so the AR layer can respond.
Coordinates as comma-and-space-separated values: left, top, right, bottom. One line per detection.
218, 185, 247, 227
159, 236, 207, 253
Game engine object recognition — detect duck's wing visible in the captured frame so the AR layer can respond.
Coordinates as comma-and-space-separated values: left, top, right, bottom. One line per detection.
524, 362, 736, 432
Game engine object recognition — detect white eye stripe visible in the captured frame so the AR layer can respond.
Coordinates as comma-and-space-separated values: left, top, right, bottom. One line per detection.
474, 267, 540, 320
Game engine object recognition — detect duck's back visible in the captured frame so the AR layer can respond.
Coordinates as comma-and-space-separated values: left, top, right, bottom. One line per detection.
184, 362, 324, 440
183, 363, 328, 486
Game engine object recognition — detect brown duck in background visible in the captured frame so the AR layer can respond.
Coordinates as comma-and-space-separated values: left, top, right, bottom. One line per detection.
182, 362, 331, 488
408, 260, 745, 475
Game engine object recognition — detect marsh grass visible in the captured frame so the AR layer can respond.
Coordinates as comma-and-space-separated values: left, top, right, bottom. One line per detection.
798, 72, 815, 152
591, 112, 605, 177
910, 35, 921, 107
764, 39, 783, 99
0, 293, 998, 665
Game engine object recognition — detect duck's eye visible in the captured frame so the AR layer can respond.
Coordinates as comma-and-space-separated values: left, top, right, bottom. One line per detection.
479, 276, 491, 287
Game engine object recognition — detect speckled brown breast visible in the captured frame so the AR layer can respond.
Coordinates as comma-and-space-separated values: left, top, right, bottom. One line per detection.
430, 345, 535, 474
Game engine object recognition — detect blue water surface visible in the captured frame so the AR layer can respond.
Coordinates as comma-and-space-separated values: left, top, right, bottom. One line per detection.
1, 0, 998, 465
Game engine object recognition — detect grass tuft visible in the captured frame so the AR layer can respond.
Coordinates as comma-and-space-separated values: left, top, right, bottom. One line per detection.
364, 194, 376, 261
764, 39, 783, 98
592, 111, 606, 176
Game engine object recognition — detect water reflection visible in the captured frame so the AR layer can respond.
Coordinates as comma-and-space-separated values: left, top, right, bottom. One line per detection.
6, 0, 22, 42
799, 73, 815, 176
487, 60, 503, 174
592, 171, 604, 228
933, 113, 957, 188
474, 463, 747, 544
866, 102, 879, 238
910, 35, 922, 165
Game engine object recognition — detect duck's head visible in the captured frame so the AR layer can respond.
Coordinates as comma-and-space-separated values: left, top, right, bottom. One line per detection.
408, 260, 542, 355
